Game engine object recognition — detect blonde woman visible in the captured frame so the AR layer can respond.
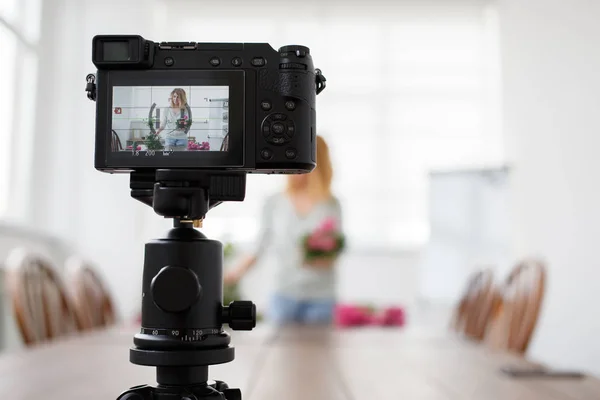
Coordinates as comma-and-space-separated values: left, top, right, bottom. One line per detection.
155, 88, 190, 150
225, 136, 342, 325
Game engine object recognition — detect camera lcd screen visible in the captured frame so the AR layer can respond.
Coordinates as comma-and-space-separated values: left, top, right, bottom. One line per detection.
111, 85, 230, 153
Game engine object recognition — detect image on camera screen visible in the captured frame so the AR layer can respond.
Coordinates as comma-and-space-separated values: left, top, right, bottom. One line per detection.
111, 85, 230, 152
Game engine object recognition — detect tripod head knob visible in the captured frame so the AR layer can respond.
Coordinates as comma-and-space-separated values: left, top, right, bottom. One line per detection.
222, 301, 256, 331
151, 266, 202, 313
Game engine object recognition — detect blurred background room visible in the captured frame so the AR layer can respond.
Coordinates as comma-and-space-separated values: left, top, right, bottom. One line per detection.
1, 0, 600, 397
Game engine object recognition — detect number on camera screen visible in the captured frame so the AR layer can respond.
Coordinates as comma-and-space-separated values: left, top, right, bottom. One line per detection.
111, 85, 230, 153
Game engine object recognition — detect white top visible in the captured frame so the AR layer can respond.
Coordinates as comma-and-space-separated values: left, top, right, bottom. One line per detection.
253, 193, 343, 300
160, 107, 189, 140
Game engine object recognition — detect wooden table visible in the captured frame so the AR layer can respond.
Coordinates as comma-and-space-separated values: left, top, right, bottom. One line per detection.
1, 325, 599, 400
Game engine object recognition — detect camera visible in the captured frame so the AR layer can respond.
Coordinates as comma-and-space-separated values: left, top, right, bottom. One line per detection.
89, 35, 326, 175
86, 36, 327, 400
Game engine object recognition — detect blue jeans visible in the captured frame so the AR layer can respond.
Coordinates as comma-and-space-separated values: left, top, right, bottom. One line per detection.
269, 294, 335, 325
166, 138, 187, 147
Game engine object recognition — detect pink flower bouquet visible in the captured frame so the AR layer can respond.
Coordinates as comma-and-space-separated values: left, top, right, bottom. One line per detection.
334, 304, 406, 328
176, 115, 193, 130
301, 217, 345, 261
188, 141, 210, 151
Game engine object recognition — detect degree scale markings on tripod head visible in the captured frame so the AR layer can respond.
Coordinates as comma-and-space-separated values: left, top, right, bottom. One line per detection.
141, 327, 222, 341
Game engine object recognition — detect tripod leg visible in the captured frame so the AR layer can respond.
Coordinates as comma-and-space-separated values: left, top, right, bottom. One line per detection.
116, 385, 152, 400
117, 382, 241, 400
211, 380, 241, 400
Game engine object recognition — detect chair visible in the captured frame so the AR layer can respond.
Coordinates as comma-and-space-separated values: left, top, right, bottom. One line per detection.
65, 257, 116, 331
451, 268, 500, 341
485, 259, 546, 354
111, 130, 123, 151
4, 248, 81, 346
220, 133, 229, 151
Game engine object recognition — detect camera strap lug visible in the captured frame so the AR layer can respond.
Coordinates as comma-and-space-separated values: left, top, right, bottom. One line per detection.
85, 74, 97, 101
315, 68, 326, 95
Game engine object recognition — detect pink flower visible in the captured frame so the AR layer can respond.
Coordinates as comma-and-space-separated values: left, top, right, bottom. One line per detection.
334, 304, 372, 327
183, 115, 189, 120
307, 235, 324, 250
320, 237, 336, 252
379, 307, 406, 327
318, 217, 337, 233
136, 145, 142, 150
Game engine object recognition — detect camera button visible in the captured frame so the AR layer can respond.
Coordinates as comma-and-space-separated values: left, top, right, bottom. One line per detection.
164, 57, 175, 66
260, 148, 273, 160
231, 57, 243, 67
285, 148, 297, 159
271, 137, 285, 145
209, 57, 221, 66
285, 100, 296, 111
272, 113, 287, 121
272, 123, 285, 135
286, 124, 295, 137
262, 125, 270, 136
261, 101, 272, 111
251, 57, 266, 67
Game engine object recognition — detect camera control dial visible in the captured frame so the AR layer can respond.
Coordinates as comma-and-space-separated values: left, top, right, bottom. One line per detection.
278, 45, 310, 57
151, 266, 202, 313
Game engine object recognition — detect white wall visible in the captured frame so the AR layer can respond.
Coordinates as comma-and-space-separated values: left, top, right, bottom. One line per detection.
499, 0, 600, 375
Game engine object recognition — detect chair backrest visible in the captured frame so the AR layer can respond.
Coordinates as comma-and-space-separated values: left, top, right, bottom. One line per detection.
486, 259, 546, 354
65, 257, 116, 331
451, 268, 500, 341
111, 130, 123, 151
4, 248, 81, 346
220, 133, 229, 151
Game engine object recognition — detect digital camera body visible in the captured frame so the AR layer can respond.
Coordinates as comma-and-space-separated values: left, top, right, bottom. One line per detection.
91, 35, 325, 174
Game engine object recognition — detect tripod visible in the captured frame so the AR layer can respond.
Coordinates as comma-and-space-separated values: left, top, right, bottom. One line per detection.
118, 170, 256, 400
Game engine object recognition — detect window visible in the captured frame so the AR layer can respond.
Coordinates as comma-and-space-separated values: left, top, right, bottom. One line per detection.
0, 0, 42, 218
158, 2, 502, 249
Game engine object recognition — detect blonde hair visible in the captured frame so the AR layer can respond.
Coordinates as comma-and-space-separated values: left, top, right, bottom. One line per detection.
169, 88, 188, 109
286, 135, 333, 200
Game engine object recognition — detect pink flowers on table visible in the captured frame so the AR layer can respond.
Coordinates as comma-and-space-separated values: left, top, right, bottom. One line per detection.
188, 141, 210, 151
302, 217, 345, 261
126, 145, 142, 151
334, 304, 406, 328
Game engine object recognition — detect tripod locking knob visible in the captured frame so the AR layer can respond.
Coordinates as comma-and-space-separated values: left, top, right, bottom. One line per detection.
151, 266, 202, 313
222, 301, 256, 330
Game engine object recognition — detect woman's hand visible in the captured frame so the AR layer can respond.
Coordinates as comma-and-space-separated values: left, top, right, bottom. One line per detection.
224, 268, 244, 286
224, 255, 258, 285
305, 256, 337, 269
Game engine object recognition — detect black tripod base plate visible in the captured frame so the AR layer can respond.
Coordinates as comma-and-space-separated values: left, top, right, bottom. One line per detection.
130, 346, 235, 367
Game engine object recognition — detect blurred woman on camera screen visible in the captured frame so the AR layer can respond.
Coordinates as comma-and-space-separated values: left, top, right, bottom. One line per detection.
225, 135, 343, 325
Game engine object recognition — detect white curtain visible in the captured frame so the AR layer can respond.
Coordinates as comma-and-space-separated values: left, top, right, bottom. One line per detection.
0, 0, 42, 219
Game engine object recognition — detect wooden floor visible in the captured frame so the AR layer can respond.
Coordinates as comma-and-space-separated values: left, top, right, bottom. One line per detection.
1, 324, 599, 400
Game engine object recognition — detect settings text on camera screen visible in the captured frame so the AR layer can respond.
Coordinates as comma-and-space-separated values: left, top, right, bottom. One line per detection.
111, 85, 230, 153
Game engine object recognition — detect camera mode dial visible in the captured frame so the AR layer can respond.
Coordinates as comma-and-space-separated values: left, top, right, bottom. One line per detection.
278, 45, 310, 57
